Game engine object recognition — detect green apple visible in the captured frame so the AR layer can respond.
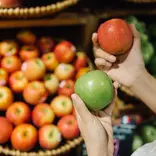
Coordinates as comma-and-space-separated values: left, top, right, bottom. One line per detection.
132, 134, 143, 152
141, 125, 156, 143
74, 70, 114, 111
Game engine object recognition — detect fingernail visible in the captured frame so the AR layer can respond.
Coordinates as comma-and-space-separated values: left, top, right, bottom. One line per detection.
71, 94, 76, 99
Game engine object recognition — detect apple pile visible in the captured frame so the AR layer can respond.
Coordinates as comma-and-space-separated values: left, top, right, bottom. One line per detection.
0, 30, 90, 152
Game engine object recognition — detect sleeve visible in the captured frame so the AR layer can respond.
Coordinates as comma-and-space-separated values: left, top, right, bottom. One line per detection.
131, 140, 156, 156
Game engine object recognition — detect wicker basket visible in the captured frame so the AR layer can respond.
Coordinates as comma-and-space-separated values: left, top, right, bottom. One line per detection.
127, 0, 156, 3
0, 0, 78, 18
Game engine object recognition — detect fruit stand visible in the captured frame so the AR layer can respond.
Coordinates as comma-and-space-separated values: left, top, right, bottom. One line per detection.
0, 0, 156, 156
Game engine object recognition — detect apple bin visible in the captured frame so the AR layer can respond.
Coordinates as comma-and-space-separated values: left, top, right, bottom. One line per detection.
0, 27, 94, 156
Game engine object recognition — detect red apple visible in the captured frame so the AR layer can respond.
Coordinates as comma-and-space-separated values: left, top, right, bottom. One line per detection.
23, 81, 48, 105
58, 80, 75, 97
72, 107, 76, 116
1, 56, 21, 73
16, 30, 36, 44
42, 52, 59, 71
44, 74, 59, 94
11, 124, 37, 151
6, 102, 31, 126
55, 63, 75, 81
54, 41, 76, 63
19, 45, 39, 61
0, 117, 13, 144
21, 58, 46, 81
76, 67, 89, 80
0, 40, 18, 56
50, 95, 72, 117
0, 87, 14, 110
38, 36, 54, 53
32, 103, 55, 128
0, 68, 8, 86
97, 18, 133, 55
74, 52, 87, 71
58, 115, 79, 139
39, 124, 61, 149
0, 0, 21, 8
9, 71, 28, 93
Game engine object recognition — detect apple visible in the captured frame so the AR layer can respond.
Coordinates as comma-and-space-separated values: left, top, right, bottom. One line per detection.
75, 70, 114, 111
55, 63, 75, 81
50, 95, 72, 117
32, 103, 55, 128
42, 52, 59, 71
23, 81, 48, 105
38, 36, 54, 53
0, 86, 14, 110
0, 0, 21, 8
97, 18, 133, 55
44, 74, 59, 94
58, 115, 79, 139
9, 71, 28, 93
21, 58, 46, 81
54, 41, 76, 63
16, 30, 36, 44
75, 67, 89, 80
0, 40, 18, 56
39, 124, 61, 149
58, 80, 75, 97
0, 68, 8, 86
1, 56, 22, 73
6, 102, 31, 126
132, 135, 143, 152
19, 45, 39, 61
0, 117, 13, 144
141, 125, 156, 143
72, 107, 76, 116
74, 52, 87, 71
11, 124, 37, 151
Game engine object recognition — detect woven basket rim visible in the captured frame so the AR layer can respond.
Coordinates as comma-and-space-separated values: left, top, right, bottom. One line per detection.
0, 0, 78, 18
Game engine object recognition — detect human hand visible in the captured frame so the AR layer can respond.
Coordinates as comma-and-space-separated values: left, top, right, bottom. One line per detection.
71, 82, 119, 156
93, 24, 145, 88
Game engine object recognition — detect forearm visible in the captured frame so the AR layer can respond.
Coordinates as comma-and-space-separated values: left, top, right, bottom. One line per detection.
130, 69, 156, 113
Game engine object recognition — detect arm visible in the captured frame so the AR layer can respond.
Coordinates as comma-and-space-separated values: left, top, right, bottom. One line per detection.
131, 69, 156, 113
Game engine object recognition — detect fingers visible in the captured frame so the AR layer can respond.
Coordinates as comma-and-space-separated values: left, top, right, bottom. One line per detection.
95, 48, 116, 63
92, 33, 99, 48
95, 58, 112, 68
129, 24, 140, 39
71, 94, 91, 123
113, 81, 121, 89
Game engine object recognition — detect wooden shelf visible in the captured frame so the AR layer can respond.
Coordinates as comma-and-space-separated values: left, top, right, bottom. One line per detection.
0, 13, 87, 29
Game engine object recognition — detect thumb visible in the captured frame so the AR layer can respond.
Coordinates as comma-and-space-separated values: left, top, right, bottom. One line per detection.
71, 94, 92, 123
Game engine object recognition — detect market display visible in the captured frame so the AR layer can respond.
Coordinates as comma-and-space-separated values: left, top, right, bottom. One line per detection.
0, 30, 91, 152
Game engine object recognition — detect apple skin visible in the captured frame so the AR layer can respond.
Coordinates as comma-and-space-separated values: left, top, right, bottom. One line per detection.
23, 81, 48, 105
54, 41, 76, 63
38, 36, 55, 53
58, 115, 79, 139
39, 124, 61, 150
1, 56, 22, 73
42, 52, 59, 71
16, 30, 36, 45
74, 52, 87, 71
6, 102, 31, 126
0, 117, 13, 144
0, 68, 8, 86
11, 124, 38, 151
132, 135, 143, 152
44, 74, 59, 94
0, 86, 14, 110
58, 80, 75, 97
0, 40, 18, 56
75, 70, 114, 111
9, 71, 28, 93
75, 67, 89, 80
32, 103, 55, 128
0, 0, 21, 8
19, 45, 39, 61
50, 95, 73, 117
55, 63, 75, 81
21, 58, 46, 81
